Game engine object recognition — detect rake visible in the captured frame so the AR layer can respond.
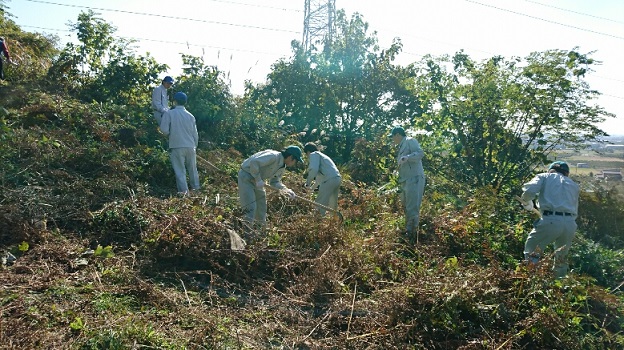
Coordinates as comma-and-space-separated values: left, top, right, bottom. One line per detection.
266, 186, 344, 223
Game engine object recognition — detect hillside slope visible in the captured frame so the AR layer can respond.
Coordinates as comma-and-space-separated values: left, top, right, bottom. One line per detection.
1, 84, 624, 349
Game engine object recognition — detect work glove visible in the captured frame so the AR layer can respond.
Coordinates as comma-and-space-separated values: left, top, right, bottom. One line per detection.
255, 180, 265, 189
303, 183, 314, 193
521, 201, 534, 211
399, 155, 409, 165
281, 188, 296, 200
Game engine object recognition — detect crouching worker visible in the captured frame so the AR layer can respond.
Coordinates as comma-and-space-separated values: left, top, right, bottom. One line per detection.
159, 92, 200, 195
519, 161, 579, 278
238, 145, 303, 230
303, 142, 341, 216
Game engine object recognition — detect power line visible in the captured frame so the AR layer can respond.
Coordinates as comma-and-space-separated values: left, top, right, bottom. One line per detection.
207, 0, 301, 12
21, 25, 286, 56
600, 93, 624, 101
523, 0, 624, 25
593, 74, 624, 84
23, 25, 72, 34
464, 0, 624, 41
136, 37, 283, 56
17, 1, 624, 102
23, 0, 301, 34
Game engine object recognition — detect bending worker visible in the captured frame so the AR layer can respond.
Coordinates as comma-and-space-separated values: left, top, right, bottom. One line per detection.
238, 146, 303, 229
519, 161, 579, 278
390, 126, 425, 244
303, 142, 341, 216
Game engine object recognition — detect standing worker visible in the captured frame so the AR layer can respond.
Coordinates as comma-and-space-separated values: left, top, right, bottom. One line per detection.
390, 126, 425, 244
152, 76, 174, 125
238, 146, 302, 230
303, 142, 341, 216
519, 161, 579, 278
0, 37, 12, 81
159, 92, 200, 195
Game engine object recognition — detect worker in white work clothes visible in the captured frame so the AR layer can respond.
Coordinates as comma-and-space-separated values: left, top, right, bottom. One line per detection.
390, 126, 425, 244
303, 142, 341, 216
519, 161, 579, 278
238, 146, 303, 229
159, 92, 200, 195
152, 76, 174, 125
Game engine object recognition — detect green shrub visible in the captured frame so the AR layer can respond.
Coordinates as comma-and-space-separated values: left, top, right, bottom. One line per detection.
570, 234, 624, 288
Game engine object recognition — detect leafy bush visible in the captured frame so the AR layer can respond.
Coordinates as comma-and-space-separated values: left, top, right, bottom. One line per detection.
429, 185, 526, 269
570, 234, 624, 288
347, 134, 394, 185
578, 188, 624, 249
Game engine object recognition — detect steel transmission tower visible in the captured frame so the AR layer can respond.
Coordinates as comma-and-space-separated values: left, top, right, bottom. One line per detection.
302, 0, 336, 52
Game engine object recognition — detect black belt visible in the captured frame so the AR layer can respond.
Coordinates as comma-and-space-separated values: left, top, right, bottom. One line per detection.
543, 210, 573, 217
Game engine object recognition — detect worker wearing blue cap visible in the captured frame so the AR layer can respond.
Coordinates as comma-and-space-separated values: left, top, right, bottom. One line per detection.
152, 76, 174, 125
159, 92, 200, 195
519, 161, 580, 278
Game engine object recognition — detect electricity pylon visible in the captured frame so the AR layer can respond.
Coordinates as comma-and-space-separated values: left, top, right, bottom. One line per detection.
302, 0, 336, 53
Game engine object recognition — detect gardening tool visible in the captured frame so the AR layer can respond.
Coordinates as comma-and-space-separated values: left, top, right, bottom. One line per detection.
514, 196, 542, 218
195, 155, 248, 250
197, 155, 224, 174
267, 184, 344, 223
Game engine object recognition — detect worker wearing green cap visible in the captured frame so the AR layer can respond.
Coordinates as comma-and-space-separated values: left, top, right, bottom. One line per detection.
519, 161, 580, 278
238, 145, 303, 230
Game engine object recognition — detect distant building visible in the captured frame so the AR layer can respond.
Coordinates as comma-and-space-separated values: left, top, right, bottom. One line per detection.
576, 163, 589, 168
604, 145, 624, 153
595, 169, 623, 181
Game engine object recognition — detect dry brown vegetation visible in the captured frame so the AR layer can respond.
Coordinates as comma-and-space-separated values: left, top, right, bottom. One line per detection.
2, 85, 624, 349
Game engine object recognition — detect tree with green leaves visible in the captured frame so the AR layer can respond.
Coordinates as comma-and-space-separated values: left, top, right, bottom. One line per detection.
318, 11, 419, 162
411, 49, 613, 193
47, 10, 166, 106
174, 54, 236, 149
246, 10, 419, 163
0, 0, 58, 82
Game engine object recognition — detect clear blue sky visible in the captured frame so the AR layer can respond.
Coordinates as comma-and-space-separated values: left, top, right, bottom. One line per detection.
6, 0, 624, 135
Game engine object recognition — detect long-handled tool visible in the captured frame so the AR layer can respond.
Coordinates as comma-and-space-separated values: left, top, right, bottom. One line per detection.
197, 155, 228, 175
195, 155, 249, 250
198, 155, 344, 221
266, 185, 344, 223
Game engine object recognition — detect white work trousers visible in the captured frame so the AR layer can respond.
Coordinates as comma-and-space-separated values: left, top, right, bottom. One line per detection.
238, 169, 267, 226
154, 111, 163, 126
524, 215, 577, 278
315, 176, 341, 216
169, 147, 200, 193
400, 175, 425, 234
